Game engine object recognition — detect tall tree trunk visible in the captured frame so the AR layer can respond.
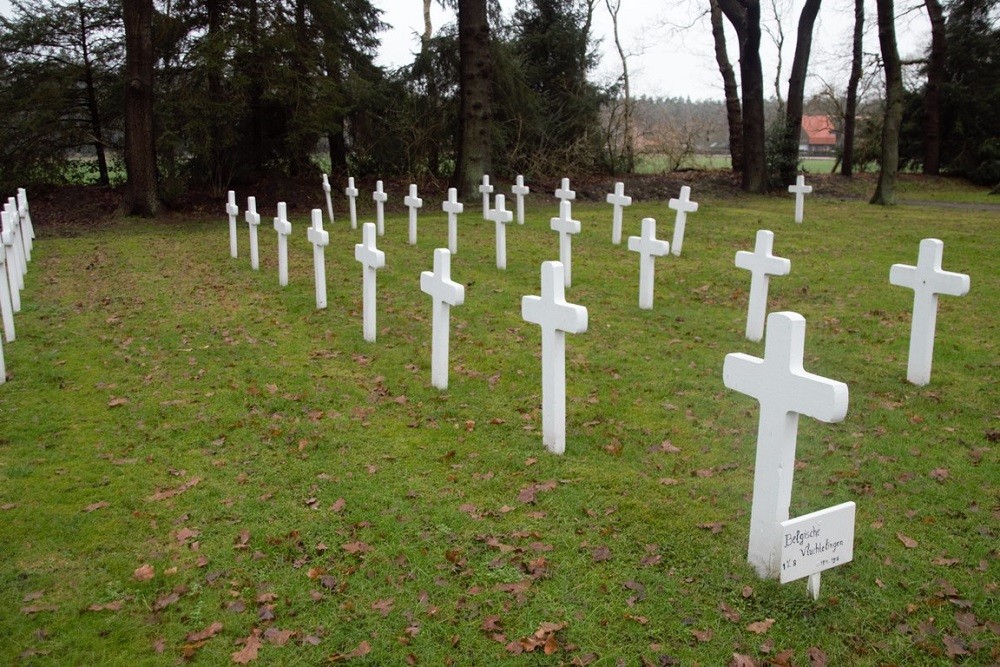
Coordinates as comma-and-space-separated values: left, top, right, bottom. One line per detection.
870, 0, 903, 205
247, 0, 264, 171
78, 1, 109, 187
455, 0, 492, 199
922, 0, 945, 174
842, 0, 864, 177
206, 0, 225, 191
710, 0, 743, 172
121, 0, 158, 217
422, 0, 441, 177
606, 0, 633, 173
781, 0, 822, 186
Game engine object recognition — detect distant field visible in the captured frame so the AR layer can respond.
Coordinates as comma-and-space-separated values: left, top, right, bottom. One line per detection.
636, 154, 848, 175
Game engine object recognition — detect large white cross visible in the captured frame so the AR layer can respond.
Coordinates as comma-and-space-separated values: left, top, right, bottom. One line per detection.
788, 175, 812, 224
355, 222, 385, 342
14, 193, 30, 262
0, 212, 16, 342
889, 238, 970, 385
628, 217, 670, 310
273, 202, 291, 287
373, 180, 387, 236
8, 199, 26, 284
245, 196, 261, 270
307, 208, 330, 309
486, 194, 514, 269
421, 247, 465, 390
226, 190, 239, 258
442, 187, 464, 254
550, 200, 581, 288
2, 204, 23, 300
321, 173, 335, 227
404, 183, 423, 245
735, 230, 791, 342
16, 188, 34, 252
522, 261, 588, 455
479, 175, 494, 219
344, 177, 359, 229
723, 311, 849, 579
668, 185, 699, 256
555, 177, 576, 206
511, 175, 530, 225
607, 181, 632, 245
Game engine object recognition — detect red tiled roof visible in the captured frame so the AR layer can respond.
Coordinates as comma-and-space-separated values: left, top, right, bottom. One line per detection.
801, 115, 837, 146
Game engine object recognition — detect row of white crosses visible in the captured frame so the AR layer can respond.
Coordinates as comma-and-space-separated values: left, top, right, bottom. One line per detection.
0, 189, 37, 384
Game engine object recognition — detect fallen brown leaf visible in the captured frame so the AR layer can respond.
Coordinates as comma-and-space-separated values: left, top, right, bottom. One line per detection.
84, 501, 109, 513
87, 601, 123, 612
231, 629, 262, 663
186, 621, 224, 642
133, 564, 155, 581
746, 618, 775, 634
897, 532, 918, 549
807, 646, 828, 666
692, 628, 713, 642
262, 627, 296, 646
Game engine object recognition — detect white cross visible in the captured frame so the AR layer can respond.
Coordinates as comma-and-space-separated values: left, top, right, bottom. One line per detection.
404, 183, 423, 245
307, 208, 330, 309
421, 248, 465, 390
321, 173, 335, 227
226, 190, 239, 258
606, 181, 632, 245
2, 203, 23, 299
273, 202, 292, 287
889, 238, 970, 385
14, 191, 31, 262
16, 188, 34, 250
442, 187, 464, 254
486, 194, 514, 269
373, 180, 388, 236
479, 175, 494, 219
522, 261, 588, 455
550, 200, 581, 288
0, 212, 16, 342
668, 185, 699, 256
245, 196, 261, 270
627, 217, 670, 310
788, 175, 812, 224
511, 175, 530, 225
344, 177, 359, 229
723, 311, 849, 578
354, 222, 385, 342
8, 199, 25, 284
735, 230, 791, 342
555, 177, 576, 205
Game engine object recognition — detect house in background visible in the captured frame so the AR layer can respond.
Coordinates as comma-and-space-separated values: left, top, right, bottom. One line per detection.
799, 115, 838, 155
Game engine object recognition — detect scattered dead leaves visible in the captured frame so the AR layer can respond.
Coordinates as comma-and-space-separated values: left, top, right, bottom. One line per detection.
148, 477, 201, 501
517, 480, 557, 504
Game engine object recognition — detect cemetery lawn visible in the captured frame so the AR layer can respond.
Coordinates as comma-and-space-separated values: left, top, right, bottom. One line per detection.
1, 190, 998, 666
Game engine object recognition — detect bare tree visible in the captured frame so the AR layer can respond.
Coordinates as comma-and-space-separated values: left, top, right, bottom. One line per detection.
842, 0, 864, 177
709, 0, 743, 172
763, 0, 788, 111
605, 0, 634, 172
870, 0, 903, 205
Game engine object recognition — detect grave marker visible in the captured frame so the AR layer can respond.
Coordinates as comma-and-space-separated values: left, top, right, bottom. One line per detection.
550, 200, 581, 288
723, 311, 849, 579
373, 180, 387, 236
606, 182, 632, 245
522, 261, 588, 455
355, 222, 385, 342
13, 193, 30, 262
420, 248, 465, 389
511, 175, 530, 225
788, 175, 812, 224
735, 230, 791, 342
668, 185, 699, 256
487, 194, 514, 269
479, 175, 494, 219
344, 177, 359, 229
245, 196, 261, 270
404, 184, 423, 245
17, 188, 35, 251
780, 501, 856, 599
889, 238, 970, 385
442, 188, 464, 254
226, 190, 239, 258
5, 200, 25, 287
273, 202, 292, 287
1, 209, 22, 310
321, 173, 335, 226
307, 208, 330, 309
0, 213, 16, 341
627, 217, 670, 310
555, 177, 576, 206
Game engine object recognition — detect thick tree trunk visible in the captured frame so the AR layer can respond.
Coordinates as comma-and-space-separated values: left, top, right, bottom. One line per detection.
922, 0, 945, 174
207, 0, 225, 190
710, 0, 743, 173
871, 0, 903, 205
328, 125, 348, 175
781, 0, 822, 186
740, 0, 767, 193
842, 0, 864, 177
455, 0, 492, 199
121, 0, 158, 217
247, 0, 264, 171
422, 0, 441, 177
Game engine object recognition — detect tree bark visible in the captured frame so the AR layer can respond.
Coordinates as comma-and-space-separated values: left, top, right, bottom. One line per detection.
710, 0, 744, 173
454, 0, 492, 199
842, 0, 864, 177
740, 0, 768, 193
922, 0, 945, 174
781, 0, 822, 186
607, 0, 634, 173
78, 1, 109, 187
870, 0, 903, 205
421, 0, 441, 177
207, 0, 225, 190
121, 0, 159, 217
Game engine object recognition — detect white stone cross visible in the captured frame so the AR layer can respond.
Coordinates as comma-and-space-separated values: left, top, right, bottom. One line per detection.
607, 181, 632, 245
245, 196, 261, 270
373, 180, 387, 236
550, 200, 581, 288
442, 187, 464, 254
1, 205, 23, 303
479, 175, 494, 219
522, 261, 588, 455
486, 194, 514, 269
3, 200, 24, 289
0, 213, 16, 341
421, 248, 465, 390
344, 177, 359, 229
273, 202, 291, 287
307, 208, 330, 309
16, 188, 34, 253
354, 222, 385, 342
735, 230, 791, 342
226, 190, 239, 258
889, 238, 970, 385
511, 175, 530, 225
627, 217, 670, 310
14, 192, 31, 262
723, 311, 849, 579
321, 173, 335, 226
668, 185, 699, 256
555, 177, 576, 206
404, 183, 423, 245
788, 175, 812, 224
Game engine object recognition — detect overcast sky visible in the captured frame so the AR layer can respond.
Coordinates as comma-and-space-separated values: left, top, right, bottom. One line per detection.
0, 0, 933, 101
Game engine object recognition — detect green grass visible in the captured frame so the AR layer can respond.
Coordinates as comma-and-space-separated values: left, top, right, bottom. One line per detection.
636, 154, 843, 175
1, 191, 998, 665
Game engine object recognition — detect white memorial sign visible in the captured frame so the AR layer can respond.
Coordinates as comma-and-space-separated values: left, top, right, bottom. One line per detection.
606, 182, 632, 245
442, 188, 464, 254
735, 230, 791, 342
344, 177, 359, 229
373, 180, 387, 236
487, 194, 514, 269
404, 183, 423, 245
511, 175, 529, 225
245, 196, 261, 270
322, 173, 335, 226
355, 222, 385, 342
420, 248, 465, 390
668, 185, 699, 256
780, 501, 856, 599
788, 175, 812, 224
226, 190, 239, 258
273, 202, 291, 287
307, 208, 330, 309
479, 175, 493, 219
555, 177, 576, 206
550, 200, 581, 288
627, 217, 670, 310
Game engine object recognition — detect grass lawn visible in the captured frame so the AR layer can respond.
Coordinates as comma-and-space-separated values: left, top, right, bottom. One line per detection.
1, 188, 998, 665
